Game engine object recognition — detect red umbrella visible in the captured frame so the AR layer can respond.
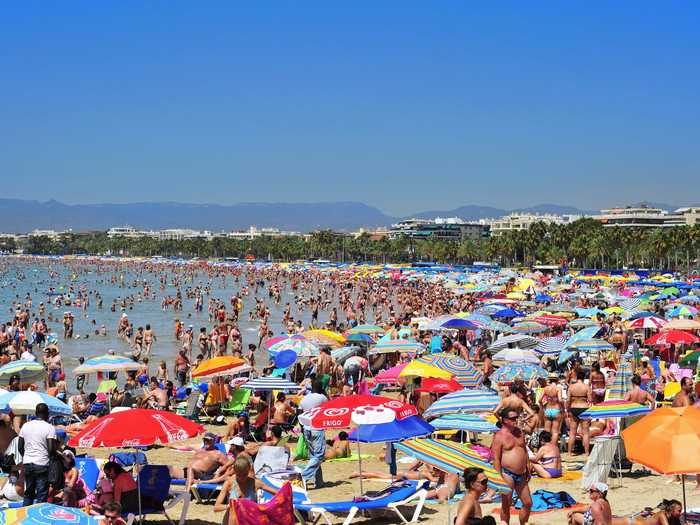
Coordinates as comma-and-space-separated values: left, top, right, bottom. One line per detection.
646, 330, 700, 346
67, 408, 204, 448
532, 314, 568, 327
415, 377, 463, 393
299, 394, 417, 430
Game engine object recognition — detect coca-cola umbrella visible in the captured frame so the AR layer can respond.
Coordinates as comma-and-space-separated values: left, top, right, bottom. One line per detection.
646, 330, 700, 347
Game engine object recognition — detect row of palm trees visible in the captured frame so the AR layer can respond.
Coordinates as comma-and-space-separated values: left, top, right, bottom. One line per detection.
15, 218, 700, 270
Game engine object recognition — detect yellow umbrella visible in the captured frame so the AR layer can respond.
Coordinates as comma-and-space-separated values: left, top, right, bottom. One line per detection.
399, 361, 454, 380
304, 329, 346, 343
192, 356, 246, 378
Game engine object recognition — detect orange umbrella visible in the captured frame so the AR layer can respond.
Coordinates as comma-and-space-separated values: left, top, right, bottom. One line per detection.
192, 356, 246, 378
621, 406, 700, 517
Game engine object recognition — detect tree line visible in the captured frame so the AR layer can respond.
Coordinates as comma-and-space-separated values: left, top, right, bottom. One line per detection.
4, 218, 700, 270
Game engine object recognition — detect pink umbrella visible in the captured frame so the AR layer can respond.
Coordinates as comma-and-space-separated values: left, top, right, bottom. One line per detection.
375, 363, 408, 385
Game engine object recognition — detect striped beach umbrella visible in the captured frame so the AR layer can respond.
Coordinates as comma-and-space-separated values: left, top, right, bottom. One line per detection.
0, 390, 72, 416
430, 413, 498, 433
620, 297, 644, 311
423, 388, 500, 418
394, 438, 510, 493
347, 324, 386, 335
579, 400, 651, 419
607, 361, 633, 400
74, 354, 141, 375
487, 334, 539, 351
569, 318, 598, 328
490, 363, 548, 383
534, 336, 567, 356
509, 321, 548, 334
0, 360, 45, 386
567, 339, 615, 352
532, 314, 568, 327
417, 353, 484, 388
369, 339, 426, 355
267, 337, 320, 357
627, 316, 668, 330
241, 376, 301, 391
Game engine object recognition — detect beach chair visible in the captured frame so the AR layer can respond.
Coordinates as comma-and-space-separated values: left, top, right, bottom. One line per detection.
222, 388, 251, 416
253, 445, 291, 477
290, 480, 429, 525
125, 465, 190, 525
75, 456, 101, 492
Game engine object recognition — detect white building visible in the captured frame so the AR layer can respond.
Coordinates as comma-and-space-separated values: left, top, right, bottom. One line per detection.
486, 214, 580, 236
28, 229, 65, 241
594, 205, 700, 228
226, 226, 302, 240
107, 226, 150, 239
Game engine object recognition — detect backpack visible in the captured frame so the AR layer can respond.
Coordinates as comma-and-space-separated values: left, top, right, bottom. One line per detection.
514, 489, 577, 511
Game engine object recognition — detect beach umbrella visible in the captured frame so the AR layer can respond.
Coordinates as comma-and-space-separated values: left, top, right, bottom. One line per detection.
535, 294, 554, 302
241, 376, 301, 391
607, 361, 633, 400
0, 391, 72, 416
492, 308, 525, 319
619, 298, 644, 311
0, 503, 101, 524
568, 318, 598, 328
331, 345, 359, 364
299, 394, 418, 430
679, 351, 700, 367
627, 316, 668, 330
264, 334, 306, 349
399, 361, 453, 380
267, 336, 320, 357
646, 331, 700, 346
492, 347, 541, 364
415, 377, 463, 394
416, 353, 484, 388
73, 354, 141, 374
430, 413, 499, 433
347, 324, 386, 335
303, 329, 345, 347
346, 333, 376, 345
369, 339, 426, 355
534, 336, 567, 356
191, 356, 247, 378
663, 318, 700, 331
68, 408, 204, 447
666, 305, 698, 318
0, 360, 45, 386
347, 415, 434, 443
487, 334, 539, 351
394, 438, 509, 493
627, 311, 656, 321
375, 363, 408, 385
440, 318, 479, 330
531, 314, 568, 327
423, 388, 500, 418
679, 295, 700, 305
622, 406, 700, 519
490, 363, 548, 383
578, 400, 651, 419
567, 339, 615, 352
509, 321, 548, 334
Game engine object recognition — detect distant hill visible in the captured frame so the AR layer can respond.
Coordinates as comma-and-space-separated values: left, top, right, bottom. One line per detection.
405, 203, 597, 221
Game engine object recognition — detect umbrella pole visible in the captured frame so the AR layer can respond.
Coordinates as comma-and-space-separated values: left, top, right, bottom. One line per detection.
357, 426, 364, 495
683, 474, 688, 523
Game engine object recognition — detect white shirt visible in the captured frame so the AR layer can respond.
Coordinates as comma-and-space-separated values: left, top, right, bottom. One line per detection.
19, 419, 56, 466
20, 351, 36, 361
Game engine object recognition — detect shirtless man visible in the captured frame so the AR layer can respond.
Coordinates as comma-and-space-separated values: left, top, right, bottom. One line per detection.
173, 433, 230, 489
271, 393, 295, 425
672, 377, 693, 407
625, 375, 656, 408
141, 377, 168, 410
494, 384, 537, 427
491, 408, 532, 525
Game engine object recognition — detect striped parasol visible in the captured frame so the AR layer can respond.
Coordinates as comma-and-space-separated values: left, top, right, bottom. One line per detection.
423, 388, 500, 418
509, 321, 548, 334
627, 316, 668, 330
0, 360, 45, 386
487, 334, 539, 351
490, 363, 548, 383
531, 314, 568, 327
607, 361, 633, 400
579, 400, 651, 419
416, 353, 483, 388
73, 354, 141, 374
267, 336, 320, 357
347, 324, 386, 335
241, 376, 301, 391
394, 438, 510, 493
620, 297, 644, 311
567, 339, 615, 352
569, 318, 599, 328
369, 339, 426, 355
534, 336, 567, 356
430, 413, 499, 433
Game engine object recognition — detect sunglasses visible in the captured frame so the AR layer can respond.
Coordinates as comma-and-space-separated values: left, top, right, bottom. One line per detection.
504, 415, 518, 421
477, 478, 488, 486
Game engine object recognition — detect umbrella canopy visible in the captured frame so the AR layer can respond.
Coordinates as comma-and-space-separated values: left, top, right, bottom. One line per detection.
0, 360, 45, 386
0, 391, 72, 416
663, 318, 700, 331
487, 334, 539, 351
73, 354, 141, 374
509, 321, 548, 334
567, 339, 615, 352
569, 318, 598, 328
241, 377, 301, 391
416, 353, 484, 388
492, 347, 541, 364
347, 324, 386, 335
1, 503, 101, 525
192, 356, 247, 378
369, 339, 426, 355
440, 318, 479, 330
579, 400, 651, 419
399, 360, 453, 380
299, 394, 418, 430
679, 351, 700, 367
374, 363, 408, 385
607, 361, 633, 400
423, 388, 500, 418
264, 334, 306, 349
394, 438, 509, 493
267, 336, 320, 357
534, 336, 567, 356
415, 377, 464, 393
430, 413, 499, 433
621, 406, 700, 474
346, 333, 376, 345
68, 408, 204, 448
303, 329, 346, 346
531, 314, 568, 327
628, 316, 668, 330
490, 363, 548, 383
492, 308, 525, 318
347, 415, 434, 443
646, 330, 700, 346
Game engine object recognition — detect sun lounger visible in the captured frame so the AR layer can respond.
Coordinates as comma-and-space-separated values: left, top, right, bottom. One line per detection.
125, 465, 190, 525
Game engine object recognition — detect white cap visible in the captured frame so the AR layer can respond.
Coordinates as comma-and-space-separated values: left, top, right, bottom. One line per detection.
227, 436, 245, 447
590, 481, 608, 493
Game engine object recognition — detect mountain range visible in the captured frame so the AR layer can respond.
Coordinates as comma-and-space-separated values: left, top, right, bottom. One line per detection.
0, 198, 677, 233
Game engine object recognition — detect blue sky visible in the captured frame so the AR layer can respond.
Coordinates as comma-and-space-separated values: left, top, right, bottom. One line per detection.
1, 2, 698, 215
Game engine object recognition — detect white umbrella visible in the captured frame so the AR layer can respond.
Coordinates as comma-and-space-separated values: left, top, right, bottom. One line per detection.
492, 347, 541, 364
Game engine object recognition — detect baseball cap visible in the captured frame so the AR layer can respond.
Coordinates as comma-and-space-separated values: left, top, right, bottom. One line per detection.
203, 432, 218, 441
590, 482, 608, 494
227, 436, 245, 447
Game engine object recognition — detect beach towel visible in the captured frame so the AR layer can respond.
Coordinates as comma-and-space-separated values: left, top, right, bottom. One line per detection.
514, 489, 576, 511
326, 453, 372, 463
535, 470, 582, 482
232, 481, 294, 525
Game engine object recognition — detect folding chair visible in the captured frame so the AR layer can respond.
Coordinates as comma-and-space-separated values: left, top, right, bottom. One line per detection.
125, 465, 190, 525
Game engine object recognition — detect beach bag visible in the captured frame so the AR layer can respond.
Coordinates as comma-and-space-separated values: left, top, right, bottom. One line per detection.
515, 489, 576, 511
294, 433, 309, 461
48, 453, 66, 490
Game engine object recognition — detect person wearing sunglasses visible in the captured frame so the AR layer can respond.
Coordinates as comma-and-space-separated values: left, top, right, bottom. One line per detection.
491, 408, 532, 525
454, 467, 496, 525
568, 482, 612, 525
102, 501, 127, 525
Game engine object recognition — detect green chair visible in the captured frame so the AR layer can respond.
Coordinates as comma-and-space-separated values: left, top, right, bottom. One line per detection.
222, 388, 251, 416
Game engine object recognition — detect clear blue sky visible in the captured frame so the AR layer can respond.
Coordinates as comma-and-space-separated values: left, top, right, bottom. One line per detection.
1, 2, 698, 215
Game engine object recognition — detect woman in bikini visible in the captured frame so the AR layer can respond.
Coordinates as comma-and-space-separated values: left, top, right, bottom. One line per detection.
567, 369, 592, 456
530, 431, 562, 478
611, 499, 682, 525
540, 375, 564, 442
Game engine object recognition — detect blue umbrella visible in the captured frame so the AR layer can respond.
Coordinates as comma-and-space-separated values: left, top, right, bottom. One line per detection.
490, 363, 548, 383
441, 318, 479, 330
346, 333, 376, 345
0, 391, 72, 416
348, 415, 434, 442
430, 413, 498, 433
492, 308, 525, 318
535, 294, 554, 302
274, 350, 298, 369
